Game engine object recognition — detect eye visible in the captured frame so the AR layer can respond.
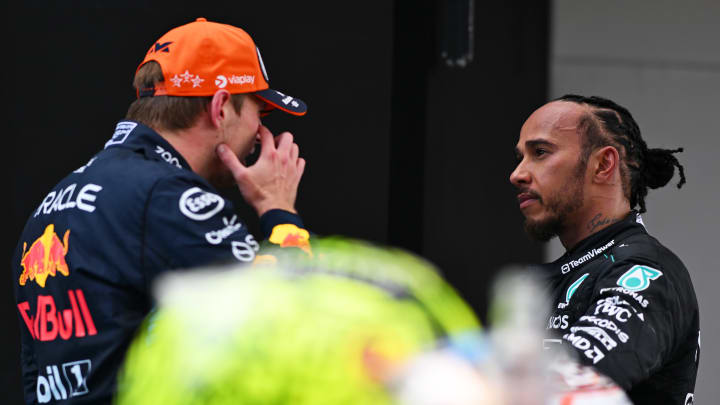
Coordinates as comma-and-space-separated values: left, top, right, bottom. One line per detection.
534, 148, 548, 157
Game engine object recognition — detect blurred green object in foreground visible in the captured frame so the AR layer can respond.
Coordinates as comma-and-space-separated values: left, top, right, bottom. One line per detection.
115, 237, 480, 405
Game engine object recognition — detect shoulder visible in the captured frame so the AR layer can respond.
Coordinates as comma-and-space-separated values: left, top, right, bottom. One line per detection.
608, 232, 689, 285
591, 232, 697, 316
94, 146, 184, 181
147, 171, 230, 215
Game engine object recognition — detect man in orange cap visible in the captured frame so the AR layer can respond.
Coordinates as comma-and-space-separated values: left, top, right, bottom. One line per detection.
12, 18, 311, 404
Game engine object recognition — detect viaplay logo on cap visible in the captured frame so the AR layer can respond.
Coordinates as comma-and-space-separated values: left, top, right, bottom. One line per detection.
215, 75, 228, 88
215, 75, 256, 89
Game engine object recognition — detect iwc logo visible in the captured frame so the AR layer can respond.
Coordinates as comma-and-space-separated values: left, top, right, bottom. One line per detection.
616, 265, 663, 292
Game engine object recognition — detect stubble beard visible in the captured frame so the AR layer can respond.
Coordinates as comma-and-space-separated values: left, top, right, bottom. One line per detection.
524, 159, 587, 242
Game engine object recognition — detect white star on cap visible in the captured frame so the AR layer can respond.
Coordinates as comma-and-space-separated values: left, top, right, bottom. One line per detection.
180, 70, 193, 82
191, 75, 205, 88
170, 75, 183, 87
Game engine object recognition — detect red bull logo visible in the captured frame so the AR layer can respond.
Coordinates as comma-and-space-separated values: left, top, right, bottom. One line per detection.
17, 289, 97, 341
268, 224, 312, 255
19, 224, 70, 288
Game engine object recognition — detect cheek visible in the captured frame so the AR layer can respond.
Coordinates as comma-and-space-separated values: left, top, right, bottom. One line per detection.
533, 161, 571, 193
243, 114, 260, 133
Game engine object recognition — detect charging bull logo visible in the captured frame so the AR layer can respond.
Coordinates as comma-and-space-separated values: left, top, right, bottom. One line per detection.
268, 224, 312, 255
19, 224, 70, 287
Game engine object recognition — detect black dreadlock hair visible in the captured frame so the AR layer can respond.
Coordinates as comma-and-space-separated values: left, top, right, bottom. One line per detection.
555, 94, 686, 213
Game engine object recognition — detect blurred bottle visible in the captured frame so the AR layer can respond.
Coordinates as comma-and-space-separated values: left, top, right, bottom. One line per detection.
486, 267, 553, 405
484, 267, 632, 405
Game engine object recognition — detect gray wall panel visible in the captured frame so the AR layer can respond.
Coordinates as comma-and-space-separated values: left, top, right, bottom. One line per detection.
551, 0, 720, 400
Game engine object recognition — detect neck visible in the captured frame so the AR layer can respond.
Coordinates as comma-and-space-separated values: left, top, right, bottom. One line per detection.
559, 198, 631, 250
156, 126, 218, 180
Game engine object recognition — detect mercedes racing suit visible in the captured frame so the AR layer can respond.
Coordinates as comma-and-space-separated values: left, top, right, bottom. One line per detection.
542, 211, 699, 404
12, 121, 311, 404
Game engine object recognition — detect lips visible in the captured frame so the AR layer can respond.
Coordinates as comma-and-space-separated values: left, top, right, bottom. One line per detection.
517, 191, 541, 209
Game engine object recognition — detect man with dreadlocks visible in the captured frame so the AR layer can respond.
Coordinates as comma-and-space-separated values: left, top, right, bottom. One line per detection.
510, 94, 699, 404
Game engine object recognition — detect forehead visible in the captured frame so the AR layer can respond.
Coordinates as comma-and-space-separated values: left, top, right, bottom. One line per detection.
517, 101, 589, 149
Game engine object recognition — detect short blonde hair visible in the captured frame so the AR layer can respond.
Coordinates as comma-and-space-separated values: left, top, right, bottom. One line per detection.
125, 61, 245, 131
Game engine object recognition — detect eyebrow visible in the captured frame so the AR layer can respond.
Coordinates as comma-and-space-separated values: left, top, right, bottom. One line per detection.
515, 139, 555, 156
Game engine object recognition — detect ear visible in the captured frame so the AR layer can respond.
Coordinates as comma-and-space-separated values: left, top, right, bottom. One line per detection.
208, 90, 232, 129
592, 146, 620, 184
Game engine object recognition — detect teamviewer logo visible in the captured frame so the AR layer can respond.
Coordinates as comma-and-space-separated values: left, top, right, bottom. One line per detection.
215, 75, 228, 88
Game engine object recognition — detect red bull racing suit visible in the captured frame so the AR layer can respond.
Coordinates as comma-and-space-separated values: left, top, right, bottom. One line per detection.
542, 211, 700, 405
12, 121, 310, 404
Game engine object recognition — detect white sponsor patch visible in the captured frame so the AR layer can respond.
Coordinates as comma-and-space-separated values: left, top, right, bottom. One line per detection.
205, 216, 243, 245
599, 286, 650, 308
34, 183, 102, 217
579, 315, 629, 343
547, 314, 569, 330
155, 145, 182, 168
228, 74, 254, 85
231, 234, 260, 262
594, 296, 633, 322
570, 326, 617, 351
179, 187, 225, 221
563, 332, 606, 364
214, 74, 257, 88
105, 121, 137, 148
560, 239, 615, 274
37, 359, 91, 403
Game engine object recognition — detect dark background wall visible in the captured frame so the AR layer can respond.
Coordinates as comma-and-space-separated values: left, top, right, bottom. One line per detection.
6, 1, 547, 403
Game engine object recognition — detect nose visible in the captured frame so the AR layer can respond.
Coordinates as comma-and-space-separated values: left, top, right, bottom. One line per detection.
509, 160, 530, 188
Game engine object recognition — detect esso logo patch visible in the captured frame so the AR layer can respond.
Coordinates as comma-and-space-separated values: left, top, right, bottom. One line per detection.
179, 187, 225, 221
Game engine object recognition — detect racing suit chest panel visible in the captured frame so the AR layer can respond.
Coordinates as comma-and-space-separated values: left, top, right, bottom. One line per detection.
541, 212, 699, 404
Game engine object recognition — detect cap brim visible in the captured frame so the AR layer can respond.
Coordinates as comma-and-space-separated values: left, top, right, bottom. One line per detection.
255, 89, 307, 116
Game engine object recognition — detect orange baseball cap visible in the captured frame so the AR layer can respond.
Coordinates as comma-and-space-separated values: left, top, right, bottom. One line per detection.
137, 17, 306, 116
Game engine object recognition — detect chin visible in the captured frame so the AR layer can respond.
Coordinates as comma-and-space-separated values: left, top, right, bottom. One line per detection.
523, 213, 563, 242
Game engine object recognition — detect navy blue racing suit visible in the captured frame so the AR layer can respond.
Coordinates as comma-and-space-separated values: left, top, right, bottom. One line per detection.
542, 211, 700, 404
12, 121, 310, 404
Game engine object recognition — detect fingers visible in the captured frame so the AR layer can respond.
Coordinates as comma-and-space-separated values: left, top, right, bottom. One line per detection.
255, 126, 301, 171
216, 143, 248, 179
291, 143, 299, 162
257, 125, 276, 156
275, 132, 294, 159
297, 157, 306, 178
258, 126, 295, 163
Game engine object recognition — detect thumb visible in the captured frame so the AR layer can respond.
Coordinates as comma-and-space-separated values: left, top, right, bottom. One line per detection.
216, 143, 248, 180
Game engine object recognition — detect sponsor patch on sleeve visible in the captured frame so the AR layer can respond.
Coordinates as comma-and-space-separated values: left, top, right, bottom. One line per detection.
178, 187, 225, 221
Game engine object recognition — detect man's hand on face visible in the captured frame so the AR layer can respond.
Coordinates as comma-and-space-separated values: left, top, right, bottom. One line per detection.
216, 125, 305, 217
